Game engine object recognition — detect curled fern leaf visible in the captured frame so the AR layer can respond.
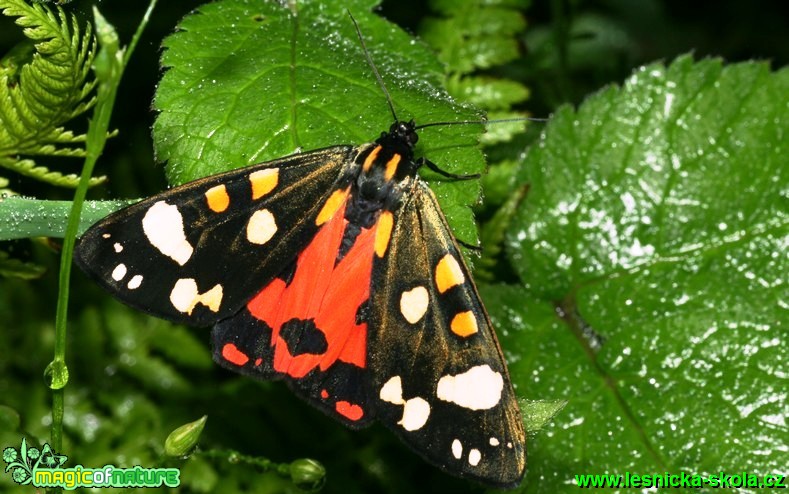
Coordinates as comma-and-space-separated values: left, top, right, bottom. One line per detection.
0, 0, 105, 187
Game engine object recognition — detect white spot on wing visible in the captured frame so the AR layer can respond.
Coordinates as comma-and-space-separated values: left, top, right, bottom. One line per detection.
380, 376, 430, 432
468, 449, 481, 466
127, 275, 143, 290
102, 233, 111, 239
113, 243, 123, 253
169, 278, 223, 314
170, 279, 198, 313
380, 376, 404, 404
399, 398, 430, 431
489, 437, 500, 447
142, 201, 193, 265
111, 264, 127, 281
399, 286, 429, 324
436, 364, 504, 410
451, 439, 462, 459
246, 209, 277, 245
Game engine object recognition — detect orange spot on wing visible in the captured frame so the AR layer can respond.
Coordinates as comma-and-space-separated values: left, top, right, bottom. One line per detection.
320, 389, 329, 399
316, 187, 350, 226
249, 168, 279, 199
205, 184, 230, 213
435, 254, 465, 293
450, 311, 479, 337
335, 401, 364, 421
375, 211, 393, 257
222, 343, 250, 366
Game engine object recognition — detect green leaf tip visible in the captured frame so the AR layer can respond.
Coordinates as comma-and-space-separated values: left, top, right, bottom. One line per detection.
0, 0, 102, 187
521, 399, 568, 433
165, 415, 208, 457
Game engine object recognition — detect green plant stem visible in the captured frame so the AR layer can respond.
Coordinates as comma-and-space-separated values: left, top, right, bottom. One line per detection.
196, 449, 291, 477
0, 197, 132, 240
50, 0, 159, 452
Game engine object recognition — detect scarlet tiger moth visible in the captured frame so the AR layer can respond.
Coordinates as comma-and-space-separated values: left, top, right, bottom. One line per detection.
75, 13, 526, 488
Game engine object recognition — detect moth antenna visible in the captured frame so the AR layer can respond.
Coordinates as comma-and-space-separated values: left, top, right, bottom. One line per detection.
415, 116, 548, 130
348, 12, 545, 131
348, 11, 399, 123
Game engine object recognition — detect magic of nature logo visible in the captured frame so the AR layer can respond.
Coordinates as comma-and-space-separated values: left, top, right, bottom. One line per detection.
3, 438, 179, 490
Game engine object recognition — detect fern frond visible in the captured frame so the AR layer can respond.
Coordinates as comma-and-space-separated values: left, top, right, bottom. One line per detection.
0, 0, 105, 187
0, 155, 105, 187
421, 0, 531, 145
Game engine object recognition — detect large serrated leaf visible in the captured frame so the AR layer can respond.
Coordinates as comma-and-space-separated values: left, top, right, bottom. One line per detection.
500, 56, 787, 493
153, 0, 486, 243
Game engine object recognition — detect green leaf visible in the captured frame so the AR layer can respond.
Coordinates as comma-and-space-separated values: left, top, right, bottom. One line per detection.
179, 457, 220, 492
153, 0, 484, 244
472, 176, 525, 280
0, 251, 45, 279
148, 323, 213, 370
446, 75, 530, 111
480, 158, 521, 208
102, 306, 195, 394
526, 13, 634, 73
502, 56, 787, 492
420, 0, 531, 149
520, 399, 568, 433
478, 111, 529, 146
0, 157, 105, 188
421, 4, 524, 73
0, 405, 21, 432
429, 0, 532, 14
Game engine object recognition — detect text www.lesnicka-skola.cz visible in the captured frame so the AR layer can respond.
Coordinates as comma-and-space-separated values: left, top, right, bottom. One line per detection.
574, 471, 786, 489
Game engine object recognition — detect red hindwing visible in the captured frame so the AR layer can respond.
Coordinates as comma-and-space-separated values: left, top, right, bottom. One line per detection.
246, 201, 373, 378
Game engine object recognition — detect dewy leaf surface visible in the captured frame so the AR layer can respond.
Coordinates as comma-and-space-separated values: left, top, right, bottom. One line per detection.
153, 0, 485, 243
501, 56, 787, 492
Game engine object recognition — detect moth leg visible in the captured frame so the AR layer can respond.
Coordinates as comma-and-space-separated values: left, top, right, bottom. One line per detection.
418, 157, 481, 181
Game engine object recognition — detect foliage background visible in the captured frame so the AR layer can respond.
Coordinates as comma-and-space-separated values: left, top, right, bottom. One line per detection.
0, 0, 786, 493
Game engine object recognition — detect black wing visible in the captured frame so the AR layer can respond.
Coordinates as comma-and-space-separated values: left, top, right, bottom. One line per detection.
76, 146, 357, 326
368, 179, 526, 488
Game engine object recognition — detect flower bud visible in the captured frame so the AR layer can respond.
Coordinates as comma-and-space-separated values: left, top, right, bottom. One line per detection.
164, 416, 207, 457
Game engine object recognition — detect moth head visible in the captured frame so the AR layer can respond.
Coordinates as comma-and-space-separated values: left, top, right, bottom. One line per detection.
382, 120, 419, 149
